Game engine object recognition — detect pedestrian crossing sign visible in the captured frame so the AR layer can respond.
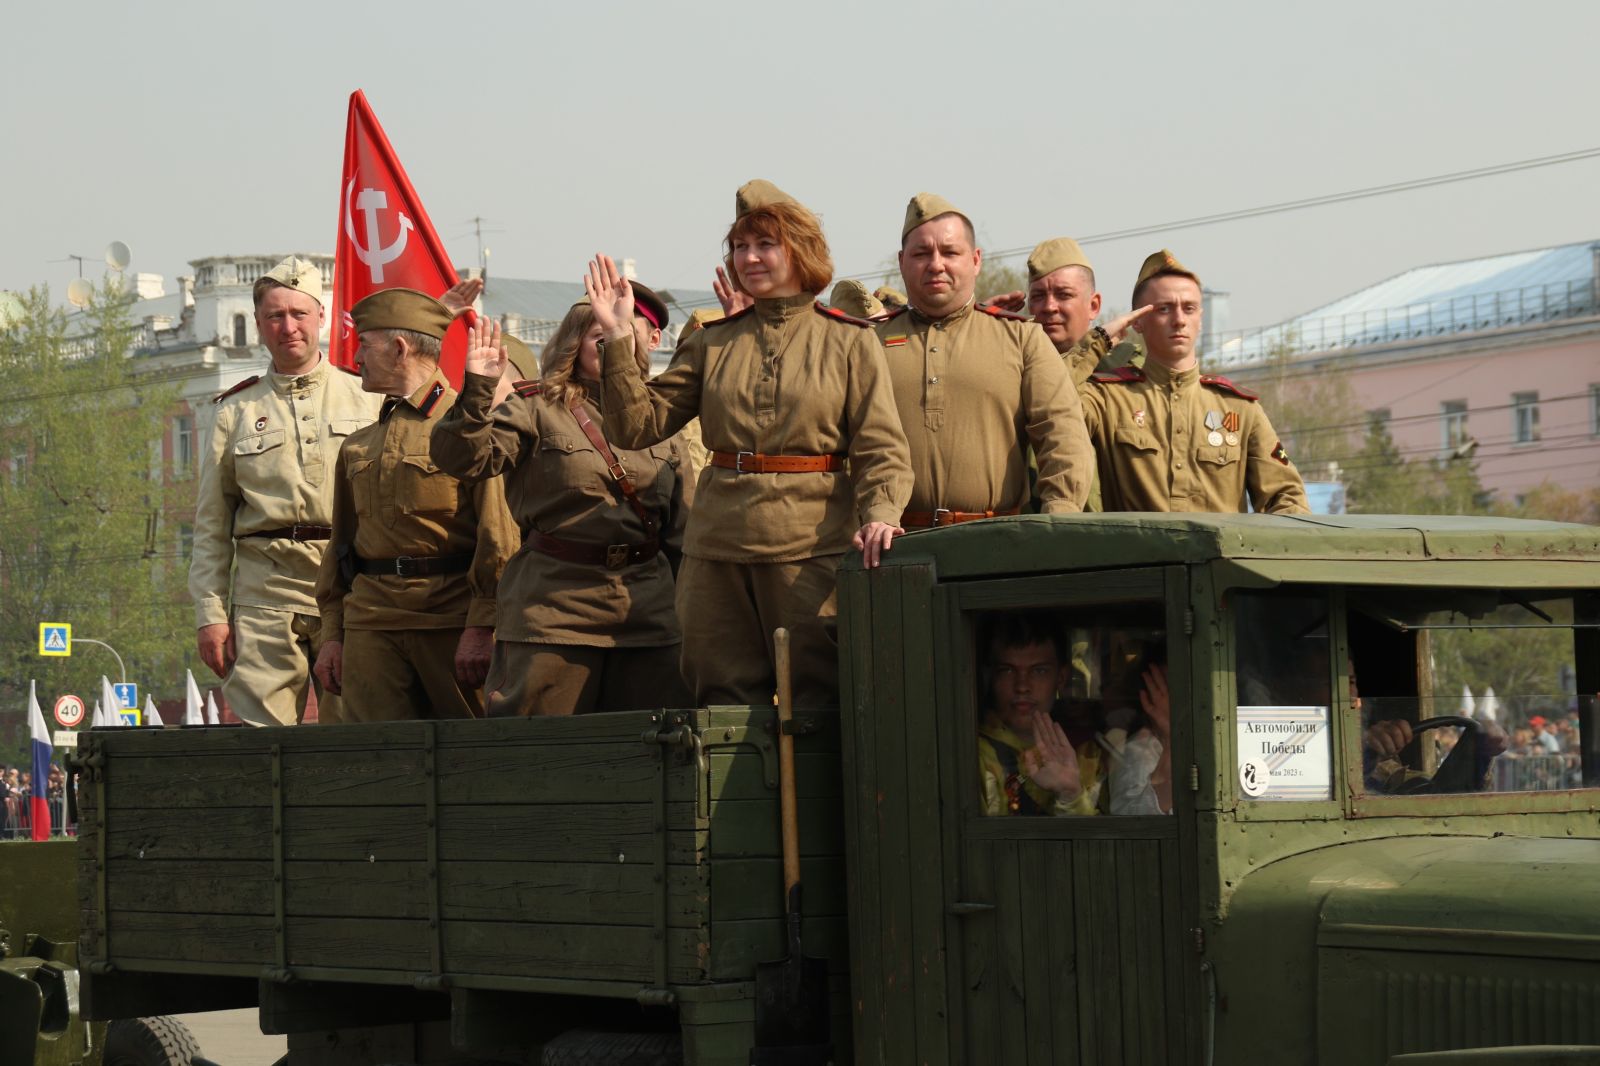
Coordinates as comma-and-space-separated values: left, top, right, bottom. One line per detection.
39, 623, 71, 657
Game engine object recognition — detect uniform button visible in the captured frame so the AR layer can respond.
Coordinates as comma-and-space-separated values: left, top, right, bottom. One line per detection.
304, 437, 315, 444
301, 414, 312, 421
929, 377, 939, 384
930, 346, 939, 353
1175, 461, 1184, 469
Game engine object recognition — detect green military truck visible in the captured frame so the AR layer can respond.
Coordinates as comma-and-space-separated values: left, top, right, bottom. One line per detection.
69, 514, 1600, 1064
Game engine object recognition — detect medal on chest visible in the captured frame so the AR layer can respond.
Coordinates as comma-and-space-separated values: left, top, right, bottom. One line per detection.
1204, 409, 1223, 446
1133, 409, 1146, 428
255, 416, 268, 432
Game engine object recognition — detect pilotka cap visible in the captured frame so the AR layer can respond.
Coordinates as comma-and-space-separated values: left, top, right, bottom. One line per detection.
735, 179, 799, 218
350, 288, 454, 341
829, 279, 883, 319
1027, 237, 1094, 284
260, 256, 324, 305
1132, 249, 1201, 304
902, 192, 971, 241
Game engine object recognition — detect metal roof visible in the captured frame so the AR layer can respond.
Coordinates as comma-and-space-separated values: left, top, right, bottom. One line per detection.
1209, 239, 1600, 367
483, 277, 716, 335
855, 512, 1600, 581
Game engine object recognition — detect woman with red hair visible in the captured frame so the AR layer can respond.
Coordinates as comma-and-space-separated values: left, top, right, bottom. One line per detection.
587, 180, 912, 707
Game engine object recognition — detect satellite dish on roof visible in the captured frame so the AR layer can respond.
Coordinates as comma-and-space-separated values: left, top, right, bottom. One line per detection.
105, 241, 131, 271
0, 291, 24, 328
66, 278, 94, 308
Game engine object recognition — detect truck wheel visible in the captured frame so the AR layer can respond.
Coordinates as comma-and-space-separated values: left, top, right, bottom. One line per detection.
540, 1028, 683, 1066
104, 1016, 202, 1066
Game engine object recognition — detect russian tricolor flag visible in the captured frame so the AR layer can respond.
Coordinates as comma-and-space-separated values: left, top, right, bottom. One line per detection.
27, 681, 51, 841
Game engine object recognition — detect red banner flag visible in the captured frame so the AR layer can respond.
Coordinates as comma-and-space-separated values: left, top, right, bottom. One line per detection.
331, 90, 469, 385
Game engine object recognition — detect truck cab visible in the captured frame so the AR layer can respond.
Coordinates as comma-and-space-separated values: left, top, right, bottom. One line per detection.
75, 513, 1600, 1064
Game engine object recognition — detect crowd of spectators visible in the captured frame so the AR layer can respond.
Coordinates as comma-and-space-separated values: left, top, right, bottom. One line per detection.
0, 762, 67, 838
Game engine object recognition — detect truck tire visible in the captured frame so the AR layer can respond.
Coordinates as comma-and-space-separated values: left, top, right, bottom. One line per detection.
104, 1016, 202, 1066
540, 1029, 683, 1066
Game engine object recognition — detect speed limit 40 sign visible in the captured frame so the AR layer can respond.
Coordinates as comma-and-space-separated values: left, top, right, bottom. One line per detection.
53, 694, 86, 729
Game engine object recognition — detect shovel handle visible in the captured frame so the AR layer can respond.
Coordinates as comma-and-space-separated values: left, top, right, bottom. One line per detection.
774, 628, 801, 902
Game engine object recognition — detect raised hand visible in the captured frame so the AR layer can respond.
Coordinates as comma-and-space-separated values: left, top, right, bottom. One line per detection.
441, 276, 485, 318
1105, 304, 1155, 343
465, 318, 508, 379
713, 266, 753, 316
1023, 708, 1082, 799
585, 254, 635, 336
980, 290, 1026, 313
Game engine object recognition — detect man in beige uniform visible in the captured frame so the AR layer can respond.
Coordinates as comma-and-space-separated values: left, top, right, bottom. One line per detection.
876, 193, 1092, 527
1023, 238, 1150, 375
1079, 250, 1308, 514
190, 257, 381, 725
312, 289, 517, 721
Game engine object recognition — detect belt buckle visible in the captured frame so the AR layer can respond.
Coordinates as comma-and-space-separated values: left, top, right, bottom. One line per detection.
606, 460, 627, 482
290, 522, 309, 541
933, 508, 954, 527
734, 450, 755, 473
393, 556, 417, 577
605, 544, 631, 570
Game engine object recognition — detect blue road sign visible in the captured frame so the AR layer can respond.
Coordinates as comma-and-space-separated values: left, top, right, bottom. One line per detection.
113, 683, 138, 710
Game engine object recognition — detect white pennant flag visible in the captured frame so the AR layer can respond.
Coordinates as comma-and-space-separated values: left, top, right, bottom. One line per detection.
144, 695, 163, 727
90, 699, 104, 728
100, 676, 120, 727
184, 669, 204, 725
205, 690, 220, 725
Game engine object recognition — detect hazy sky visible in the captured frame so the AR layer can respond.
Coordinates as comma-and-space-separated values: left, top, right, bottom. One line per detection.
4, 1, 1598, 334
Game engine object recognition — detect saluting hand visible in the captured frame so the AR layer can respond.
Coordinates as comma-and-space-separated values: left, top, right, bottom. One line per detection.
851, 521, 903, 569
585, 254, 635, 338
465, 319, 507, 379
1105, 304, 1155, 343
979, 290, 1026, 314
713, 266, 753, 316
441, 276, 485, 318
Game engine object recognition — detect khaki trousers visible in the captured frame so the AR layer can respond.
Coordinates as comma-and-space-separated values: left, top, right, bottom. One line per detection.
224, 605, 341, 726
677, 554, 840, 708
484, 642, 689, 717
340, 628, 481, 722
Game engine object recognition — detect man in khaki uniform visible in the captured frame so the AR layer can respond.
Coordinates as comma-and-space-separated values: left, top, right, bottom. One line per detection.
190, 256, 381, 725
1023, 238, 1150, 374
312, 289, 517, 721
1079, 250, 1308, 514
877, 193, 1092, 527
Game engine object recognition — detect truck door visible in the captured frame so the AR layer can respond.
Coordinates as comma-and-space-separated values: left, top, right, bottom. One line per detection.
943, 566, 1198, 1066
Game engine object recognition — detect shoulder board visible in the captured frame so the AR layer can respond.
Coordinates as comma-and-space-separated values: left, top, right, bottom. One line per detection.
212, 375, 261, 404
1200, 375, 1258, 401
1090, 367, 1146, 385
703, 305, 753, 329
880, 306, 909, 323
813, 302, 873, 328
512, 379, 544, 398
977, 303, 1028, 322
417, 381, 448, 417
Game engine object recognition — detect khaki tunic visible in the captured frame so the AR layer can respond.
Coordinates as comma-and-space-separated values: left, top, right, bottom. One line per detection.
190, 359, 381, 625
874, 302, 1092, 515
430, 373, 685, 648
315, 370, 517, 643
1079, 361, 1309, 514
600, 293, 913, 562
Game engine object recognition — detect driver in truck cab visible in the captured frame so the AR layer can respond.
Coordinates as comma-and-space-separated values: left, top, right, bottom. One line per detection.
977, 613, 1173, 816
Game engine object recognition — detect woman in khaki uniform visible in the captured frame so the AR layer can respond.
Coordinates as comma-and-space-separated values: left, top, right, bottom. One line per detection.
429, 289, 690, 716
586, 180, 914, 708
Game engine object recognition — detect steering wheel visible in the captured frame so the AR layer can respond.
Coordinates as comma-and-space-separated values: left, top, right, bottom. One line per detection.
1393, 715, 1481, 795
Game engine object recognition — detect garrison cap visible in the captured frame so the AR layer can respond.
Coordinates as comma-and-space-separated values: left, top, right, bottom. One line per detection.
829, 279, 883, 320
1132, 249, 1201, 304
630, 281, 670, 331
680, 307, 724, 343
260, 256, 324, 305
350, 288, 453, 341
502, 332, 538, 381
873, 285, 907, 309
902, 192, 971, 241
736, 179, 798, 218
1027, 237, 1094, 284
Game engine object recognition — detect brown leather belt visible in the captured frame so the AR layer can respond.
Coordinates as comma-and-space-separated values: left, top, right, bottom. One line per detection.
709, 451, 845, 474
900, 507, 1021, 529
358, 553, 473, 577
528, 532, 658, 570
242, 524, 333, 542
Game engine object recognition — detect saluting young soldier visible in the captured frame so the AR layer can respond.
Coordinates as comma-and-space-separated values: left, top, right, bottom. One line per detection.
429, 285, 691, 717
594, 180, 912, 708
312, 289, 517, 721
189, 256, 381, 726
1079, 250, 1308, 514
876, 194, 1093, 528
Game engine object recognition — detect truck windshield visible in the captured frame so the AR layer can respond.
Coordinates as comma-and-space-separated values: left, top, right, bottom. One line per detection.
1349, 590, 1598, 797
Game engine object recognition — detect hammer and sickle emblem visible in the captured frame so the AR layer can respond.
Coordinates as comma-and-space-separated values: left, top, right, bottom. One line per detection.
344, 179, 415, 284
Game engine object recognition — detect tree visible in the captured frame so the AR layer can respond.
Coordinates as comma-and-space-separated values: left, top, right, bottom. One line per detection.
974, 260, 1026, 304
0, 282, 186, 762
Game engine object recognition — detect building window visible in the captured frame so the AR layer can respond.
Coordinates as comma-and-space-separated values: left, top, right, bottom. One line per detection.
1512, 391, 1540, 444
173, 414, 195, 477
179, 523, 194, 563
233, 314, 248, 347
9, 450, 25, 486
1440, 400, 1468, 451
